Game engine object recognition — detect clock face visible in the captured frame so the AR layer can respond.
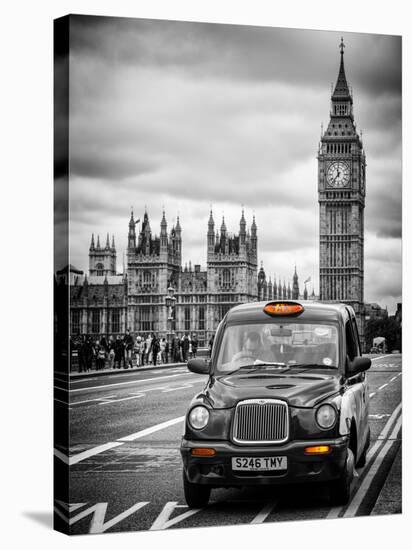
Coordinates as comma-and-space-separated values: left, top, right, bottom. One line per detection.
327, 161, 350, 188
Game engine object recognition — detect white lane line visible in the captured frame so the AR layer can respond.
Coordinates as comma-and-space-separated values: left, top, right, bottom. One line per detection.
343, 414, 402, 518
54, 415, 186, 465
326, 401, 401, 519
369, 392, 376, 398
378, 383, 388, 391
251, 501, 277, 524
98, 395, 144, 405
150, 502, 201, 530
71, 395, 117, 406
67, 373, 193, 393
370, 355, 394, 362
54, 398, 69, 405
389, 376, 397, 382
117, 416, 185, 442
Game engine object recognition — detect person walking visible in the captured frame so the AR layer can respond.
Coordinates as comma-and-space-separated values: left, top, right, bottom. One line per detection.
181, 333, 190, 362
191, 333, 198, 359
84, 336, 94, 372
100, 334, 109, 368
114, 335, 124, 369
134, 335, 142, 367
78, 336, 86, 373
171, 335, 179, 363
95, 340, 106, 371
151, 334, 160, 366
123, 329, 134, 369
108, 336, 116, 369
145, 333, 153, 364
160, 337, 167, 364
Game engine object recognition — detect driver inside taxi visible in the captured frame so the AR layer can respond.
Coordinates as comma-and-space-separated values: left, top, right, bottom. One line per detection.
219, 331, 269, 373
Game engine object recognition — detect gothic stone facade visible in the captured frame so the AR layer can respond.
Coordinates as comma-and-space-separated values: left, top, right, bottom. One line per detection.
124, 209, 258, 346
318, 40, 366, 347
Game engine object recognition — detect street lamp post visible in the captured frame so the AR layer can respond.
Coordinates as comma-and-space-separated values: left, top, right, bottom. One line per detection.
165, 285, 176, 363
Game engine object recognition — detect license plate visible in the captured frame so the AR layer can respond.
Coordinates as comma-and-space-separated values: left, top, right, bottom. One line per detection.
232, 456, 287, 471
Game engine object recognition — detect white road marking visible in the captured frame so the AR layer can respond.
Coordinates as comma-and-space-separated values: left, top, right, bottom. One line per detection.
54, 449, 70, 464
89, 502, 149, 533
71, 395, 117, 406
54, 415, 186, 465
117, 416, 185, 442
369, 392, 376, 398
54, 398, 69, 405
68, 373, 193, 393
55, 500, 87, 513
251, 501, 277, 524
378, 383, 388, 391
343, 414, 402, 517
98, 395, 144, 405
150, 502, 201, 530
326, 401, 402, 519
370, 355, 394, 362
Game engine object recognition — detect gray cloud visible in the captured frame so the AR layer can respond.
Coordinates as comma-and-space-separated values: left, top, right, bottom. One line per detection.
66, 16, 402, 314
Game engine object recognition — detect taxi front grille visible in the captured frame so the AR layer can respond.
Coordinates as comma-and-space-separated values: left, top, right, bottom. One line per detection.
232, 399, 289, 445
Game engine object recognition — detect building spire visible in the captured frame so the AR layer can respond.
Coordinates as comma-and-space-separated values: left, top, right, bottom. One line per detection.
332, 37, 350, 99
90, 233, 95, 251
105, 232, 110, 249
221, 216, 227, 234
96, 235, 101, 249
111, 234, 115, 250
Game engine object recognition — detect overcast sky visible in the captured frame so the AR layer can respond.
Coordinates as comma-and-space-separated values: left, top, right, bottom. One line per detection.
63, 15, 401, 313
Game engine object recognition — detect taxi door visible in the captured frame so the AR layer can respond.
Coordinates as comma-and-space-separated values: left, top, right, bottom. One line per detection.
345, 311, 369, 456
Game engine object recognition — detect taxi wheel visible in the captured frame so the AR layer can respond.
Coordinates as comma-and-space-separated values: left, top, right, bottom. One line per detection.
329, 447, 355, 506
183, 471, 211, 508
356, 429, 370, 468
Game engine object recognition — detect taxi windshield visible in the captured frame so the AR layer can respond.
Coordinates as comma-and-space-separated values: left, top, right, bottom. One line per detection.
215, 322, 339, 375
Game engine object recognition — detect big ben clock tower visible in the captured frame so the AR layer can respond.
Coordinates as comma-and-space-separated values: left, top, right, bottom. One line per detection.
318, 39, 366, 348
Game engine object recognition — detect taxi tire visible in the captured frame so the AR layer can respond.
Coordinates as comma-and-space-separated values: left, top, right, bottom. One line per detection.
183, 471, 211, 508
356, 428, 370, 468
329, 447, 355, 506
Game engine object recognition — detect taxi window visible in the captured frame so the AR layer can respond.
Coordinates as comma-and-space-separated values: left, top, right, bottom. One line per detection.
215, 322, 339, 374
345, 320, 358, 361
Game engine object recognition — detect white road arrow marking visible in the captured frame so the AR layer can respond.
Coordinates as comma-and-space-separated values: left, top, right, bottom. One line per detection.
150, 502, 201, 530
89, 502, 149, 533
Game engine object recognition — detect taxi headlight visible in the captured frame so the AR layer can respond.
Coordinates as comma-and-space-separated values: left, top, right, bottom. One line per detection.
315, 404, 337, 429
188, 406, 210, 430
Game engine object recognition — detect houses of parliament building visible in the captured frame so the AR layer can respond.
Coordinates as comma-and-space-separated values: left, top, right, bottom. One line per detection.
65, 209, 314, 347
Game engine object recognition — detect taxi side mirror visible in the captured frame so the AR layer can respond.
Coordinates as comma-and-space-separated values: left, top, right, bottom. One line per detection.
347, 356, 371, 378
187, 358, 210, 375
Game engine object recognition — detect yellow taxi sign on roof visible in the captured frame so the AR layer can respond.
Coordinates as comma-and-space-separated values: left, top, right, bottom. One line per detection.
263, 302, 304, 316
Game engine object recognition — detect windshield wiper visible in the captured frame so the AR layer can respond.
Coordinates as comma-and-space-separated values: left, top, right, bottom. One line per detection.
286, 363, 338, 374
253, 360, 288, 368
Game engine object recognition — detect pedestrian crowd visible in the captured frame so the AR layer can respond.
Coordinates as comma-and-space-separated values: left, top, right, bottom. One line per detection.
70, 331, 205, 373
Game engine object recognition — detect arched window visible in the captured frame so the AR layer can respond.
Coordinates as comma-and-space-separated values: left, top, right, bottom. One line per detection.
222, 268, 231, 289
95, 263, 104, 276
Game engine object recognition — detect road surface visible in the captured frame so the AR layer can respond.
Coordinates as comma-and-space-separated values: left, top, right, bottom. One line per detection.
54, 354, 402, 534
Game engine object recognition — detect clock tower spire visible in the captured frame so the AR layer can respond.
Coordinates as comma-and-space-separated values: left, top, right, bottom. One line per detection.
318, 39, 366, 349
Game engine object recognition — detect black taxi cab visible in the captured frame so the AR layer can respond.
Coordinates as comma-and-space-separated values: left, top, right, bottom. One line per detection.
180, 301, 371, 508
